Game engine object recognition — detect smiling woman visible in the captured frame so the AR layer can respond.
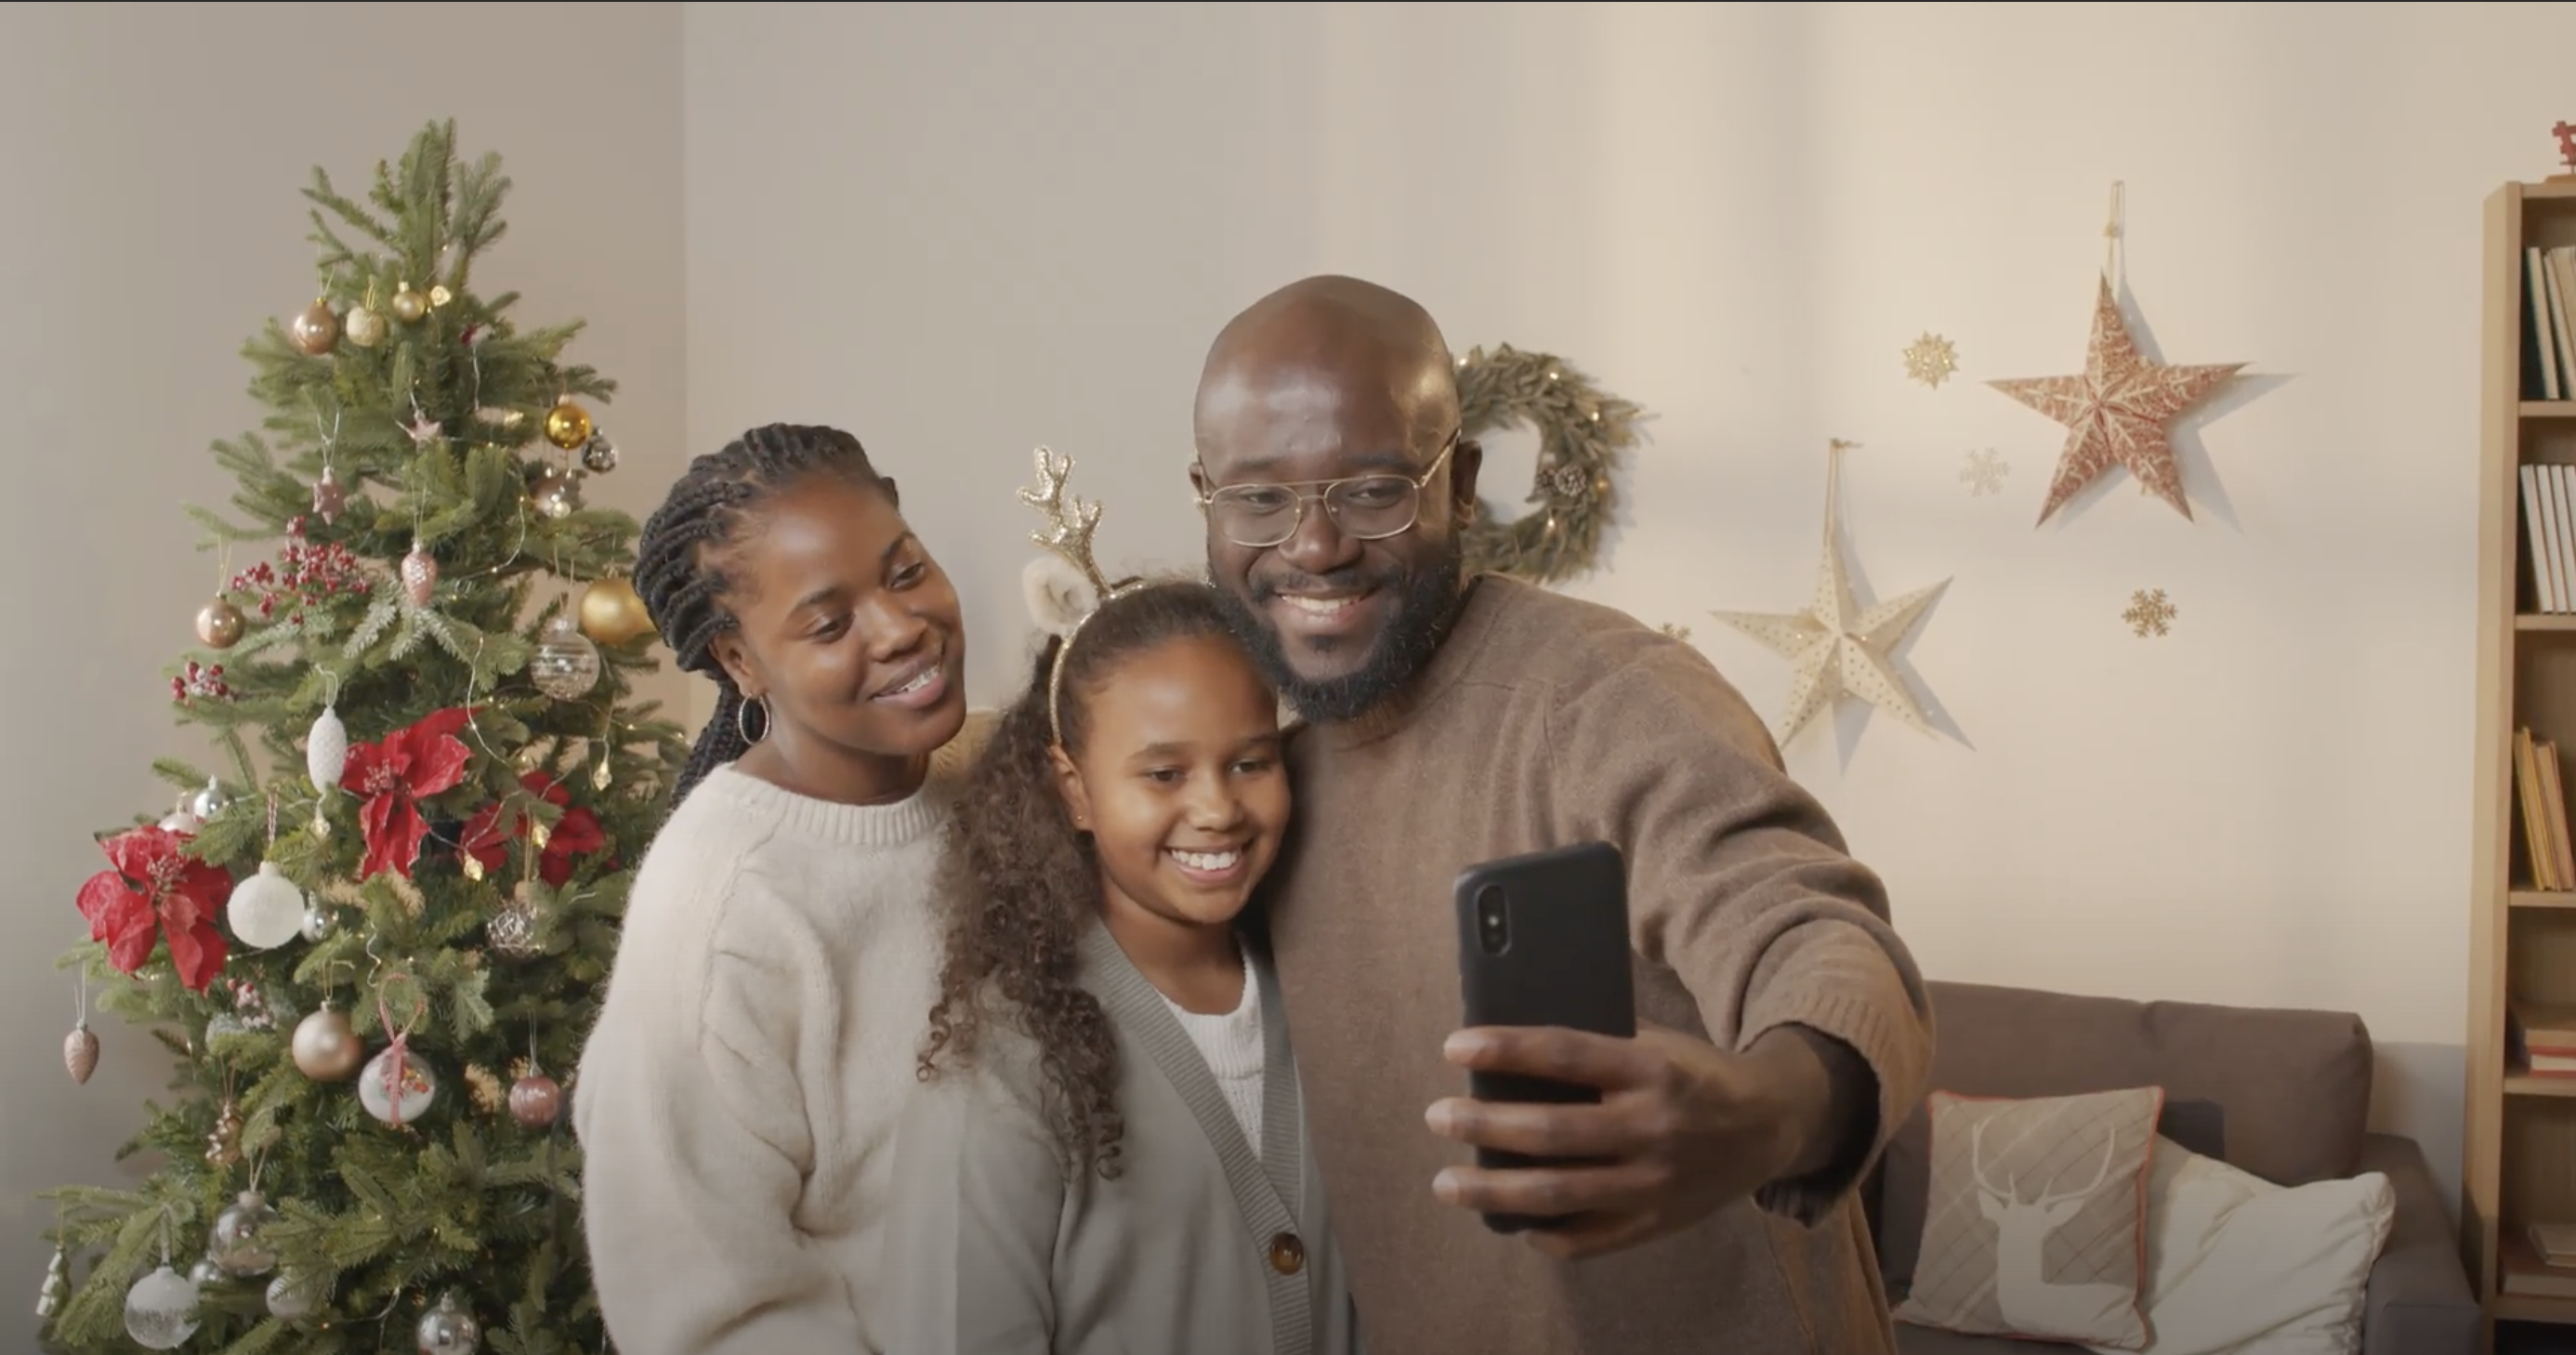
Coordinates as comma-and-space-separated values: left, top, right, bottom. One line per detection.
568, 422, 994, 1355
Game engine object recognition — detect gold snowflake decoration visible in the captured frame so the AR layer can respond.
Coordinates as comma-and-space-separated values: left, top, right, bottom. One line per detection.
1902, 332, 1961, 389
2123, 588, 2176, 638
1961, 448, 2009, 496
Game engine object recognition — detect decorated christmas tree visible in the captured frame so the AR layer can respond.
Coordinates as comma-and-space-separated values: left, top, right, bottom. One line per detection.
34, 120, 688, 1355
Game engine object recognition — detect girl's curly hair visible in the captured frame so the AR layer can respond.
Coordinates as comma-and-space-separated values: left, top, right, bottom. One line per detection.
919, 577, 1249, 1180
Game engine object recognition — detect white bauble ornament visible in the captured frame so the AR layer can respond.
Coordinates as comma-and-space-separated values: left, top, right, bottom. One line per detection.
415, 1292, 481, 1355
228, 862, 307, 951
308, 704, 348, 792
359, 1047, 438, 1126
208, 1191, 279, 1277
122, 1264, 200, 1350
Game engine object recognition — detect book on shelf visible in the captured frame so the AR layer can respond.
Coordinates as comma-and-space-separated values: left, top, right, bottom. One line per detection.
2528, 244, 2576, 403
2509, 1000, 2576, 1077
2507, 1228, 2576, 1296
2519, 463, 2576, 613
2514, 727, 2574, 890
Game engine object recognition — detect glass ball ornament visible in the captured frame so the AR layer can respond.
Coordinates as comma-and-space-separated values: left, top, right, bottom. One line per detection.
543, 398, 593, 451
265, 1269, 325, 1321
195, 597, 246, 650
416, 1292, 481, 1355
486, 898, 542, 959
208, 1190, 280, 1276
122, 1264, 201, 1350
359, 1048, 439, 1125
186, 777, 233, 822
287, 301, 338, 356
528, 467, 584, 520
300, 898, 335, 943
187, 1255, 224, 1288
229, 861, 308, 951
581, 433, 618, 474
578, 576, 656, 647
389, 283, 427, 322
530, 616, 602, 701
508, 1072, 563, 1128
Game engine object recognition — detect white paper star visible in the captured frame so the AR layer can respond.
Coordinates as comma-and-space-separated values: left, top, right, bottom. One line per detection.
405, 413, 443, 448
1710, 441, 1949, 743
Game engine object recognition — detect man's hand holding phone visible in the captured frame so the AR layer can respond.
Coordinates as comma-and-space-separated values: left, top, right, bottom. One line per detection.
1423, 1021, 1839, 1260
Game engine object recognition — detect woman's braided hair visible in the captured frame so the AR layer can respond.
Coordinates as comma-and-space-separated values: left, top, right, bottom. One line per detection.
632, 423, 891, 807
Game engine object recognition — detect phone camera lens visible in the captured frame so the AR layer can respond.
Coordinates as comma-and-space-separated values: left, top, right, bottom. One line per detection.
1475, 884, 1509, 955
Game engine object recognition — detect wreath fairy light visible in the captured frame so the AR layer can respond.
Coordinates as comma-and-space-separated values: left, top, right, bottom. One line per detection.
1454, 343, 1646, 585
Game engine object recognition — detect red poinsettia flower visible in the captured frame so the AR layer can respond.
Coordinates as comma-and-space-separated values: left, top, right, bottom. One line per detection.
461, 771, 611, 887
341, 706, 476, 880
74, 825, 232, 992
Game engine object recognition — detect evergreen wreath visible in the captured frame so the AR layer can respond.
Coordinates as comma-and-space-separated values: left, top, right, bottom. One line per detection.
1456, 343, 1645, 585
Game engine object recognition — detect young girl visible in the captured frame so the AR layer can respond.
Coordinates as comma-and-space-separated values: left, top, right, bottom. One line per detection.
886, 568, 1360, 1355
572, 423, 989, 1355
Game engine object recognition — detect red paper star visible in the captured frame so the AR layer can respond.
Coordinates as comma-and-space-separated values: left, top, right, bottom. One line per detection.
74, 825, 232, 992
1989, 275, 2244, 526
341, 707, 476, 880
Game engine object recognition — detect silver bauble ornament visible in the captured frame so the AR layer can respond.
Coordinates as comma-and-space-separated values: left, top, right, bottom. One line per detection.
265, 1269, 324, 1321
415, 1292, 481, 1355
186, 777, 232, 822
581, 434, 618, 473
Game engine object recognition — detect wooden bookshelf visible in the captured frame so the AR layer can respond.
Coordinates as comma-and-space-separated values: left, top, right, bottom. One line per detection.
2467, 178, 2576, 1348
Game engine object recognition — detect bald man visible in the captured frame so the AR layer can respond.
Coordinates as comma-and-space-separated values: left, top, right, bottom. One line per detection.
1188, 275, 1933, 1353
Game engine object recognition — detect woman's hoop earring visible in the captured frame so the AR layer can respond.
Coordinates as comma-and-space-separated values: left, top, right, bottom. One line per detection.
735, 693, 771, 745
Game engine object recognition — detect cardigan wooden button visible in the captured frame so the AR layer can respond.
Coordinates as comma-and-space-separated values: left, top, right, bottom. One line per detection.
1267, 1230, 1306, 1275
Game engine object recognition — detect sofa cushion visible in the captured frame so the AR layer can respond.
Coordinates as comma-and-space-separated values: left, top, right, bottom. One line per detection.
1895, 1087, 2162, 1349
1879, 981, 2372, 1284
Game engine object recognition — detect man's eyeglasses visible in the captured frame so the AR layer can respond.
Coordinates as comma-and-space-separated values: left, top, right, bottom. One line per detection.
1193, 431, 1460, 550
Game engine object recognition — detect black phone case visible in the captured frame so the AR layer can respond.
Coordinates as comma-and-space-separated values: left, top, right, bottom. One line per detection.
1452, 839, 1637, 1233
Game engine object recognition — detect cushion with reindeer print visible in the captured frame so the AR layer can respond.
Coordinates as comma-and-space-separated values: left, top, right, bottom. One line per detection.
1893, 1085, 2165, 1349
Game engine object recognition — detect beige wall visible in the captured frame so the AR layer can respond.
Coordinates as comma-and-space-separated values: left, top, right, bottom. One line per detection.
681, 0, 2576, 1216
0, 2, 684, 1343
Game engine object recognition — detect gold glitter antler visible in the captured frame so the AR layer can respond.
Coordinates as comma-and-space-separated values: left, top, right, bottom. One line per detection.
1018, 446, 1111, 597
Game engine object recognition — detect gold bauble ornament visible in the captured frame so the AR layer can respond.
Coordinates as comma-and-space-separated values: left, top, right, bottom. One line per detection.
287, 301, 338, 356
543, 399, 594, 452
344, 305, 388, 348
195, 598, 246, 650
389, 282, 427, 322
290, 1004, 361, 1081
579, 577, 656, 647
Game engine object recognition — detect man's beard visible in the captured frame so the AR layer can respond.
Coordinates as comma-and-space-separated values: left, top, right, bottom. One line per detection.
1216, 532, 1466, 726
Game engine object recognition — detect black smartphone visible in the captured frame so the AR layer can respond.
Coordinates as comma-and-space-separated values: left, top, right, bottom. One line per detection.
1452, 838, 1637, 1234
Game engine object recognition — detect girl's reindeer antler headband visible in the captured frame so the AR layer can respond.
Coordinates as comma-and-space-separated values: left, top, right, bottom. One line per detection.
1019, 446, 1143, 747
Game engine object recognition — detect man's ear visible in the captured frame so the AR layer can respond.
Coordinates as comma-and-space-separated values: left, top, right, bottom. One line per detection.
1188, 460, 1212, 499
709, 630, 761, 701
1046, 743, 1093, 830
879, 475, 901, 509
1449, 437, 1484, 521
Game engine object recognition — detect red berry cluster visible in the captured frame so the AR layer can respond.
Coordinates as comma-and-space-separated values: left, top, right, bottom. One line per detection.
171, 660, 231, 704
229, 537, 373, 625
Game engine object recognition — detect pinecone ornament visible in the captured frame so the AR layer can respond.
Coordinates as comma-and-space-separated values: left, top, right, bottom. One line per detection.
63, 1020, 98, 1085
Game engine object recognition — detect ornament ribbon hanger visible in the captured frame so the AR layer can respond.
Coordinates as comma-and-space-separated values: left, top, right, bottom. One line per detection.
2102, 179, 2126, 289
373, 972, 428, 1129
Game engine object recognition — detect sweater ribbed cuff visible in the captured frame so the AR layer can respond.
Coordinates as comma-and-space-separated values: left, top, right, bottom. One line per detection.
1739, 967, 1923, 1228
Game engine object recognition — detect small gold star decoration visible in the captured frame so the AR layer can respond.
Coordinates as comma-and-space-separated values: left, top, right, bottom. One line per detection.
1961, 448, 2009, 496
1988, 183, 2249, 528
1902, 333, 1961, 389
2123, 587, 2176, 638
1709, 439, 1950, 743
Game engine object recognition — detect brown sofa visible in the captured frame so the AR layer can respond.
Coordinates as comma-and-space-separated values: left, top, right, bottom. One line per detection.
1864, 980, 2478, 1355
